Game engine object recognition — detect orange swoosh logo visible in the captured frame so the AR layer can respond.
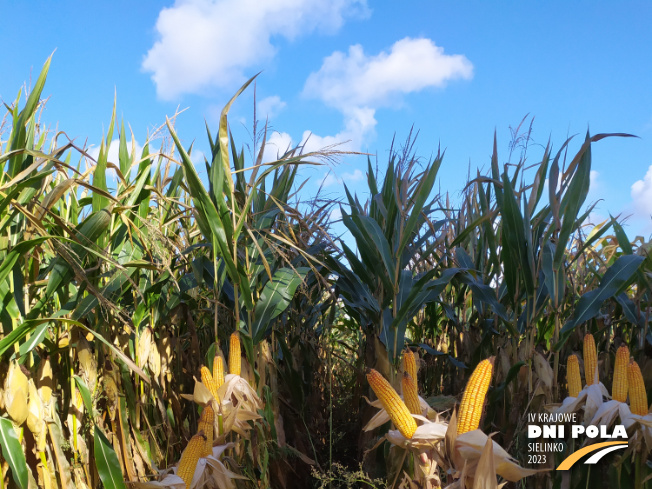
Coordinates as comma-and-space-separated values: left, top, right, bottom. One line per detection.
557, 441, 628, 470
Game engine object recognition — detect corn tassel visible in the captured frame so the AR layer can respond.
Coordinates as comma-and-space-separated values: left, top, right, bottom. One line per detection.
628, 360, 648, 416
201, 366, 218, 400
366, 368, 417, 439
198, 406, 214, 456
229, 332, 241, 376
403, 349, 418, 386
457, 357, 494, 435
567, 355, 582, 398
583, 334, 598, 385
213, 356, 225, 389
612, 346, 629, 403
402, 372, 421, 415
177, 433, 206, 488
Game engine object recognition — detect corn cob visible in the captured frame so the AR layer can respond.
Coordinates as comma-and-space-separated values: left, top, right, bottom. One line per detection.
612, 346, 629, 403
366, 368, 417, 439
457, 357, 495, 435
198, 406, 214, 456
177, 433, 206, 488
213, 356, 225, 390
628, 360, 648, 416
229, 332, 241, 376
402, 372, 421, 415
201, 366, 219, 400
567, 355, 582, 398
583, 334, 598, 385
403, 349, 418, 386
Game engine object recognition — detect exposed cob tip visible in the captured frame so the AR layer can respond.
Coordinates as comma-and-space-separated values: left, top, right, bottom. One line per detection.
366, 368, 417, 439
177, 432, 207, 488
201, 366, 219, 400
403, 348, 418, 385
198, 406, 215, 456
213, 355, 225, 390
612, 345, 630, 403
567, 354, 582, 398
457, 356, 495, 435
628, 360, 648, 416
402, 372, 421, 415
229, 332, 241, 377
583, 334, 598, 386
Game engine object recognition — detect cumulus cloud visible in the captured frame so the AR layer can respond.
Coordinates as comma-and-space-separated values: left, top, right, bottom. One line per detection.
631, 164, 652, 217
143, 0, 369, 99
87, 139, 144, 168
300, 106, 377, 154
257, 95, 286, 120
321, 169, 364, 187
261, 131, 294, 162
299, 37, 473, 152
303, 37, 473, 110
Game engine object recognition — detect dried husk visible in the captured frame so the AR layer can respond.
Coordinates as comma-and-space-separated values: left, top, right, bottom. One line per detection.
148, 338, 161, 378
77, 336, 97, 393
137, 327, 153, 369
27, 379, 46, 440
4, 361, 29, 425
37, 356, 54, 406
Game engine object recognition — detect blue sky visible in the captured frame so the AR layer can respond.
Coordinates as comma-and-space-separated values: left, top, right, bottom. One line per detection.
2, 1, 652, 237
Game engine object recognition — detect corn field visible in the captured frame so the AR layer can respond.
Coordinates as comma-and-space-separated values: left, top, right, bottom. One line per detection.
0, 56, 651, 489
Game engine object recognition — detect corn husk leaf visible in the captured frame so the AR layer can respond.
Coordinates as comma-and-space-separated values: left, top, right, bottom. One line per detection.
4, 361, 29, 425
218, 374, 262, 410
26, 379, 45, 438
386, 416, 448, 448
363, 396, 436, 432
453, 430, 543, 482
472, 435, 498, 489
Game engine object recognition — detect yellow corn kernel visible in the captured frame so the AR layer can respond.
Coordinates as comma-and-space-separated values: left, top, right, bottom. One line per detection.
403, 349, 418, 386
198, 406, 214, 457
628, 360, 648, 416
457, 357, 495, 435
402, 372, 421, 415
366, 369, 417, 439
213, 356, 225, 390
567, 355, 582, 398
612, 346, 629, 403
201, 366, 218, 400
583, 334, 598, 385
229, 333, 241, 377
177, 433, 206, 488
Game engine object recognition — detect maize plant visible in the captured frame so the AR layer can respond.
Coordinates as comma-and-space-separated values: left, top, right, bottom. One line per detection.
1, 55, 651, 489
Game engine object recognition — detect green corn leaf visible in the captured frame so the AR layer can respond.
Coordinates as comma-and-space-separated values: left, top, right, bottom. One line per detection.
252, 267, 309, 343
561, 255, 645, 335
397, 156, 441, 254
0, 417, 29, 488
73, 375, 94, 418
94, 427, 127, 489
18, 321, 50, 357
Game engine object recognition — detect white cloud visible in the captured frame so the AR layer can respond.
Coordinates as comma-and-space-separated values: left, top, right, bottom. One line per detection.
320, 169, 364, 187
631, 164, 652, 217
257, 95, 286, 120
303, 37, 473, 110
262, 131, 293, 162
87, 139, 144, 169
299, 37, 472, 153
142, 0, 369, 99
301, 106, 377, 154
